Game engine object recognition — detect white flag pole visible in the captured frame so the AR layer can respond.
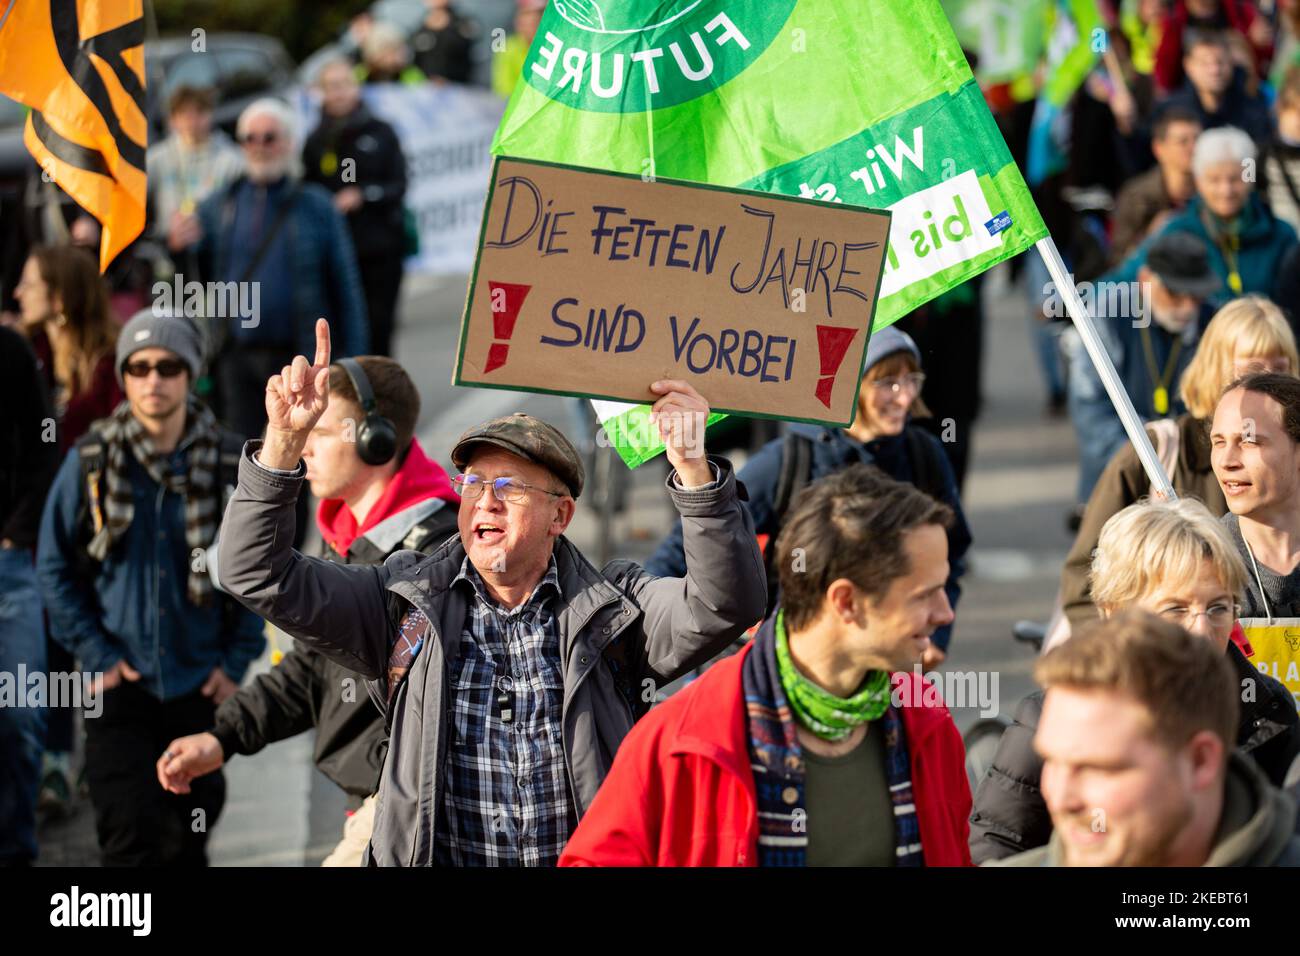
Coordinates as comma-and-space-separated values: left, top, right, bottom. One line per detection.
1034, 236, 1177, 501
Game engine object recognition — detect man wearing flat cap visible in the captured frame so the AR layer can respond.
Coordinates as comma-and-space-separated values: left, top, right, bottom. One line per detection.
217, 319, 767, 865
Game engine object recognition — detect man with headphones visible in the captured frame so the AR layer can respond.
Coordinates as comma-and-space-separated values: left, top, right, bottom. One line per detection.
157, 356, 459, 866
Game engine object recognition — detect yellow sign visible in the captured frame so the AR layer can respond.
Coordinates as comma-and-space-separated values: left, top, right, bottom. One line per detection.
1240, 619, 1300, 711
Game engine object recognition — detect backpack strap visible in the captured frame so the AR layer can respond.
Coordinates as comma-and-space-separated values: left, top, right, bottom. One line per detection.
214, 428, 246, 515
763, 431, 815, 618
399, 511, 458, 555
904, 426, 947, 502
74, 431, 109, 552
1270, 148, 1300, 216
771, 431, 814, 527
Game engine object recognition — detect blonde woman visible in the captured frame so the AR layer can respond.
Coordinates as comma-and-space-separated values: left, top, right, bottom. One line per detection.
971, 498, 1300, 864
1060, 295, 1298, 631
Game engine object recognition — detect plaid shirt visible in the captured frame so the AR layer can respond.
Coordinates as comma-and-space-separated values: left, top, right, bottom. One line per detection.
418, 555, 571, 866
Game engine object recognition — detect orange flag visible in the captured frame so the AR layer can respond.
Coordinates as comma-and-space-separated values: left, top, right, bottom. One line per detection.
0, 0, 147, 272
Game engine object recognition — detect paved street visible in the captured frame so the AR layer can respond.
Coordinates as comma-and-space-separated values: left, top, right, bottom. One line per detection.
39, 259, 1079, 865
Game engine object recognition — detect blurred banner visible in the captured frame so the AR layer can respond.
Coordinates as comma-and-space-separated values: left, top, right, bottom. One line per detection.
943, 0, 1049, 86
296, 82, 503, 275
0, 0, 147, 272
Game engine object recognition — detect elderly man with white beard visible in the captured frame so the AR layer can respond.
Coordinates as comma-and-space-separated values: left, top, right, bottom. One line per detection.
170, 97, 368, 444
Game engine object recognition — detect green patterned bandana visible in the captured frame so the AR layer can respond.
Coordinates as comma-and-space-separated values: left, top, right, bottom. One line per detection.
775, 609, 891, 741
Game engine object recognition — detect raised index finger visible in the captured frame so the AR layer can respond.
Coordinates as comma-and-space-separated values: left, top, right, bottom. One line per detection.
314, 318, 331, 369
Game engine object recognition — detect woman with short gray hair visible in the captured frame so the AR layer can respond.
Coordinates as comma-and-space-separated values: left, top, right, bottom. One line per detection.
1148, 124, 1298, 301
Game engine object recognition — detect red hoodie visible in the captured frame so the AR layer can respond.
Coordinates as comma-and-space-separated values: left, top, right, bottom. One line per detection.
560, 643, 974, 867
317, 438, 459, 556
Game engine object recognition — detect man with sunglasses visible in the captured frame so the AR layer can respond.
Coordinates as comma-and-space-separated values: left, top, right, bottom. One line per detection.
36, 309, 266, 865
172, 97, 368, 445
217, 319, 766, 865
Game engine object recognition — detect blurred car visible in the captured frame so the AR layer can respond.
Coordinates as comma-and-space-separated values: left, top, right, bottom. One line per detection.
146, 33, 296, 141
0, 94, 30, 189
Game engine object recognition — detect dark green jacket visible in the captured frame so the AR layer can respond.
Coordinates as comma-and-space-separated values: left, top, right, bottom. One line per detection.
992, 752, 1300, 867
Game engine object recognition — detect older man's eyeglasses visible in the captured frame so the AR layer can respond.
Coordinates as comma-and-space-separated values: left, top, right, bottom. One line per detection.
238, 131, 279, 147
452, 474, 564, 504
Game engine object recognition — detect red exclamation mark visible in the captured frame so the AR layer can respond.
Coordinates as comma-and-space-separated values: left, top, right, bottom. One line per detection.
484, 280, 532, 372
814, 325, 858, 408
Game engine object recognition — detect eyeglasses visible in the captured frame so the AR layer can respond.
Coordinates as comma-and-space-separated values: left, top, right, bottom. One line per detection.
1155, 603, 1241, 628
239, 131, 279, 146
869, 372, 926, 395
451, 474, 564, 504
122, 359, 187, 379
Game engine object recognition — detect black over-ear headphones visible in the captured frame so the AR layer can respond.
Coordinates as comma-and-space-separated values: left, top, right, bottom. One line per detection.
337, 358, 398, 466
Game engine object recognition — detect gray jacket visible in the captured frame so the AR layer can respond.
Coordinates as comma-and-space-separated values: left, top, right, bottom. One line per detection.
218, 443, 766, 865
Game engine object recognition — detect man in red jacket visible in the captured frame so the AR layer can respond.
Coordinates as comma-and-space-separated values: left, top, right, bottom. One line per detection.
560, 464, 973, 867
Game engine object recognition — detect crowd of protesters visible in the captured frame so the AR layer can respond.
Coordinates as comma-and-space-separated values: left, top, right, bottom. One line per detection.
3, 0, 1300, 870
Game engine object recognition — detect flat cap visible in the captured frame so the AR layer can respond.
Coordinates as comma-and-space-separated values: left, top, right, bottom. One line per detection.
451, 412, 585, 498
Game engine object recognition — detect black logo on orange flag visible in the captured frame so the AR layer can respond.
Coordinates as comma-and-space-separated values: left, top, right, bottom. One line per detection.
0, 0, 147, 272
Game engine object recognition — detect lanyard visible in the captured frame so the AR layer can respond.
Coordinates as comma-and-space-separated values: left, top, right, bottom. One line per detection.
1200, 207, 1243, 294
1138, 324, 1183, 416
172, 144, 209, 214
1243, 536, 1275, 624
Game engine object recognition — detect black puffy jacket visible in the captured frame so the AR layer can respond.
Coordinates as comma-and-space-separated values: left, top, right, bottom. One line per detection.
301, 104, 407, 258
970, 642, 1300, 863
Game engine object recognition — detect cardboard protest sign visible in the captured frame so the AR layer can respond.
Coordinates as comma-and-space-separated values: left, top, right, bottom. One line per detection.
455, 156, 890, 426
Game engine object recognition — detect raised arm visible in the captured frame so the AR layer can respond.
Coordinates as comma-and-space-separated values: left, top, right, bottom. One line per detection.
617, 381, 766, 684
217, 319, 396, 679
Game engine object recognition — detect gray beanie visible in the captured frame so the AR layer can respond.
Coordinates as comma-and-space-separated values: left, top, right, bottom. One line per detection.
116, 308, 204, 386
862, 325, 921, 375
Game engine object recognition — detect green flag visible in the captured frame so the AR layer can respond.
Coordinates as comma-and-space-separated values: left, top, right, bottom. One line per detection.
942, 0, 1049, 86
492, 0, 1048, 467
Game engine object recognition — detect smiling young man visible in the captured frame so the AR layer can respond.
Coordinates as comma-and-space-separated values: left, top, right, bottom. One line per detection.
36, 310, 265, 865
997, 610, 1300, 867
560, 465, 972, 867
1211, 372, 1300, 619
215, 319, 765, 865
